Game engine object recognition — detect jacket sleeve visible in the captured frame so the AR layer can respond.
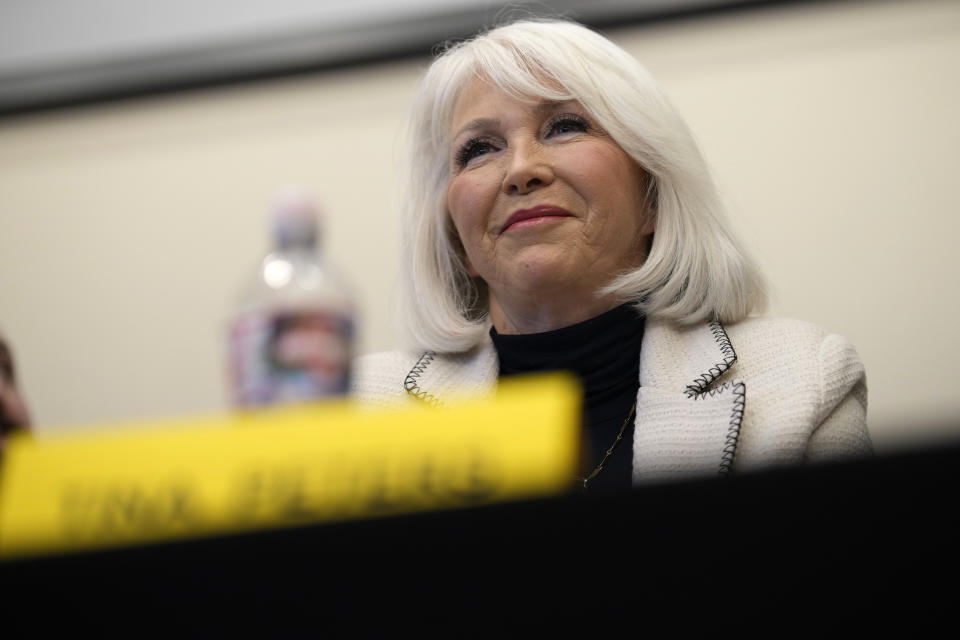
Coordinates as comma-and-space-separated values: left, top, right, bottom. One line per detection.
805, 333, 873, 462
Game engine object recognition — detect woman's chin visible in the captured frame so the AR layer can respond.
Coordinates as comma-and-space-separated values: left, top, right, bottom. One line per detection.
503, 256, 586, 295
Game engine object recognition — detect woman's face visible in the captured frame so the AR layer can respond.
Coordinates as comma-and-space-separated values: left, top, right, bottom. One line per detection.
445, 77, 654, 315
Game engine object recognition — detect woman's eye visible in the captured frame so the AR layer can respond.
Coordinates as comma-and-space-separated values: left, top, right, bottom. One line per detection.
455, 138, 497, 167
547, 115, 589, 137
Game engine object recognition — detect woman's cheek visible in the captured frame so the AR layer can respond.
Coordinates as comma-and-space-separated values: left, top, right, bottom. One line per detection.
448, 176, 491, 235
448, 177, 494, 279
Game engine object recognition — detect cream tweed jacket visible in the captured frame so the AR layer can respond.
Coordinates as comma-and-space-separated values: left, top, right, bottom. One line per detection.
352, 316, 872, 484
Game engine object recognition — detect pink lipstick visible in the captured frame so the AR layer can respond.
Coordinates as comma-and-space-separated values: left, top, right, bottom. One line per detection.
501, 205, 573, 233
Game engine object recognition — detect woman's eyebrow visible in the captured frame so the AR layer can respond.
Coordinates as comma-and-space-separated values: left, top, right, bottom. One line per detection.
452, 118, 499, 140
533, 100, 575, 115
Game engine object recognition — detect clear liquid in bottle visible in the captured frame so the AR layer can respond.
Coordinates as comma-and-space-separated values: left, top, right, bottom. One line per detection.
227, 187, 354, 408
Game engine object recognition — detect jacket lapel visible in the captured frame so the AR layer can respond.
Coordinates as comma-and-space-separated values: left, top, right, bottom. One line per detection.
633, 319, 746, 483
403, 344, 498, 407
407, 317, 746, 484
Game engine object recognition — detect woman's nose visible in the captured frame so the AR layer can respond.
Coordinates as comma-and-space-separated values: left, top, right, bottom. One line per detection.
502, 143, 554, 195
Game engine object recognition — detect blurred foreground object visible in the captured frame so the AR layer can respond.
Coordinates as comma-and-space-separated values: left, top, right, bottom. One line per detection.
227, 186, 355, 407
6, 440, 959, 632
0, 330, 31, 452
0, 373, 579, 558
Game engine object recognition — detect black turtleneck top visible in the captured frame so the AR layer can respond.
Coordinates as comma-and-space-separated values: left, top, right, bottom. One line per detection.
489, 304, 644, 492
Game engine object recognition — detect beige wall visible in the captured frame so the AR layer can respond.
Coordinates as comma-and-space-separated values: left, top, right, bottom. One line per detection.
1, 0, 957, 452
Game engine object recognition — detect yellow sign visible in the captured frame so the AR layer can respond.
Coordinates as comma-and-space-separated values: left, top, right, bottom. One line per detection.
0, 374, 580, 558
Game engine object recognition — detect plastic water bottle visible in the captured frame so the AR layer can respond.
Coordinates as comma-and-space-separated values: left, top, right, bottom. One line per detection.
227, 187, 354, 408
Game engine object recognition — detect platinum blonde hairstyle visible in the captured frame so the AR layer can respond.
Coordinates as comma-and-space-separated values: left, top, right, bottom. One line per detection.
400, 19, 766, 352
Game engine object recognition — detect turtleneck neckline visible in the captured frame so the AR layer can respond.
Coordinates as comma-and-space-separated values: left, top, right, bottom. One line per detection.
489, 303, 645, 492
490, 303, 644, 411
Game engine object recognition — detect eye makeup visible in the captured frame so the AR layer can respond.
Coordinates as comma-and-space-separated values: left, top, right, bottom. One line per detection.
454, 136, 498, 169
544, 113, 590, 137
450, 107, 594, 171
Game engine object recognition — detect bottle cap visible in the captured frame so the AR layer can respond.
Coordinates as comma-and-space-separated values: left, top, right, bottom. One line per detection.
271, 185, 320, 250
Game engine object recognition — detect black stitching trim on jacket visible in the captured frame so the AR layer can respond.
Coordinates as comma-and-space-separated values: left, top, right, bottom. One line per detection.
718, 381, 746, 476
690, 380, 735, 401
684, 319, 737, 398
403, 351, 443, 406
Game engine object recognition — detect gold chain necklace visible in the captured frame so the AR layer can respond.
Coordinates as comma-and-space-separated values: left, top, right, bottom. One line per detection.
577, 400, 637, 494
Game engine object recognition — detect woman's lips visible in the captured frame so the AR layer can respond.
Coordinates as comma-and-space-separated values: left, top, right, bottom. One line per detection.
500, 205, 574, 233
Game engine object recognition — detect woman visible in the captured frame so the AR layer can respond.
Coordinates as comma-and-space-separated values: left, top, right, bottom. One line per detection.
353, 19, 871, 490
0, 329, 32, 454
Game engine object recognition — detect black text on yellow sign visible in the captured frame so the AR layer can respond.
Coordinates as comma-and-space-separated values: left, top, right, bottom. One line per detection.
0, 374, 581, 558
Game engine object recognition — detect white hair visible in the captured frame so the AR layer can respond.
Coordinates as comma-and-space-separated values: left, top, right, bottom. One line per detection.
400, 19, 767, 352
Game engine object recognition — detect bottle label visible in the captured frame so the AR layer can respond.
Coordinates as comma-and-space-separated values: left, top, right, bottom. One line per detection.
229, 310, 353, 407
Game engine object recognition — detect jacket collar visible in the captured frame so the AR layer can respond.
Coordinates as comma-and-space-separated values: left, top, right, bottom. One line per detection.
406, 317, 745, 484
633, 318, 745, 483
638, 318, 737, 396
402, 342, 498, 406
